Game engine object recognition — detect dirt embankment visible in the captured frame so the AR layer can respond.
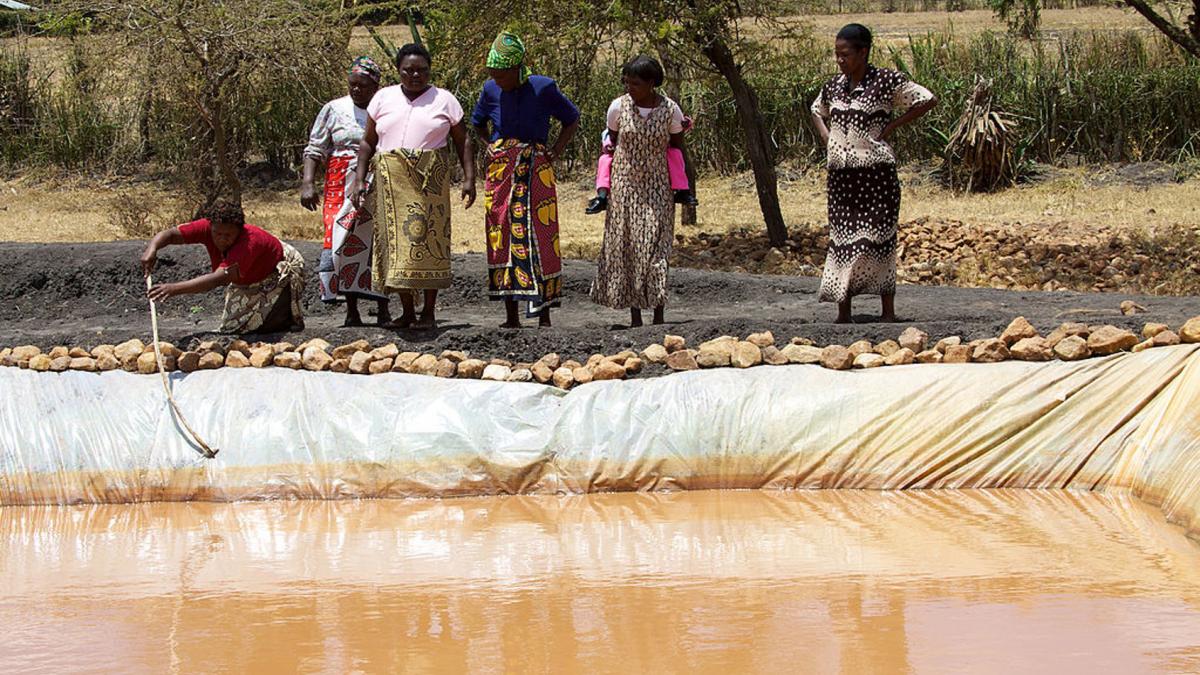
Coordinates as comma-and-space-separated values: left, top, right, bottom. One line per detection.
1, 241, 1196, 364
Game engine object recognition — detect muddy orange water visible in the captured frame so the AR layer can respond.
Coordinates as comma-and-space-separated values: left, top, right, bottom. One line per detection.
3, 489, 1200, 674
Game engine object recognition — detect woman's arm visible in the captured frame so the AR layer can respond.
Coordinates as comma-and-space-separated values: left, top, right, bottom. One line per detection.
546, 119, 579, 163
147, 267, 237, 303
140, 226, 186, 276
300, 155, 324, 211
351, 116, 379, 209
811, 112, 830, 147
449, 121, 477, 209
880, 95, 938, 141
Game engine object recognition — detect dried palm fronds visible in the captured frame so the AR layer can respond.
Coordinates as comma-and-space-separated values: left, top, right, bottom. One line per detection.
945, 77, 1020, 192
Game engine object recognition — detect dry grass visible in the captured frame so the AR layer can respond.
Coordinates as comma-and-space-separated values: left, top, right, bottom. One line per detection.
794, 8, 1155, 43
3, 168, 1198, 255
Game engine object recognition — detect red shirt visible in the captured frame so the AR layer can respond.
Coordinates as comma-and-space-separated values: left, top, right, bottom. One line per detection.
178, 219, 284, 285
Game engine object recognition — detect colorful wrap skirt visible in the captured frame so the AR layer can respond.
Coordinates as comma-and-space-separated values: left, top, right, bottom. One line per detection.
370, 148, 454, 292
318, 154, 385, 302
220, 242, 306, 334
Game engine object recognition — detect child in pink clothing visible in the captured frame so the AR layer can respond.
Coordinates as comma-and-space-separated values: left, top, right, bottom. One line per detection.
586, 116, 698, 214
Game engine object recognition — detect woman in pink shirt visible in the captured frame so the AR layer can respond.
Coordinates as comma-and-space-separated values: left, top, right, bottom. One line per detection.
354, 43, 476, 330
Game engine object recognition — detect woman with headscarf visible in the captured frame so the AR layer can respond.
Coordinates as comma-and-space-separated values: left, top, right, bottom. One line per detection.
353, 43, 476, 330
471, 31, 580, 328
810, 23, 937, 323
301, 56, 391, 327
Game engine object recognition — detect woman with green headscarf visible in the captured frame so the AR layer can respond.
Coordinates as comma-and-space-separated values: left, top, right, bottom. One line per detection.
471, 31, 580, 328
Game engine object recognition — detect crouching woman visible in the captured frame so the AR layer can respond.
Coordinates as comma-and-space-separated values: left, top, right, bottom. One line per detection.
140, 200, 306, 333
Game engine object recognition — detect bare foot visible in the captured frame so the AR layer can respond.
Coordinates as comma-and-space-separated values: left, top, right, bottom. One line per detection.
386, 313, 415, 329
834, 316, 853, 324
343, 316, 365, 328
539, 314, 552, 328
652, 307, 665, 325
499, 319, 521, 329
880, 314, 900, 323
412, 313, 436, 330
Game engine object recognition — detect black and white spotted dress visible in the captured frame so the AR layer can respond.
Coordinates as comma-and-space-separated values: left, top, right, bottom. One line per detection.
811, 66, 933, 303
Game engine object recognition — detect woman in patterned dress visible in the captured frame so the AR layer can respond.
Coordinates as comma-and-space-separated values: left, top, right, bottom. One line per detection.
301, 56, 391, 327
590, 56, 687, 327
810, 24, 937, 323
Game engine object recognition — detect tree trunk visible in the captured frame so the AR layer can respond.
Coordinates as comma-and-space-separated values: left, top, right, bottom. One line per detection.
208, 90, 243, 207
658, 47, 697, 226
1123, 0, 1200, 58
698, 37, 787, 248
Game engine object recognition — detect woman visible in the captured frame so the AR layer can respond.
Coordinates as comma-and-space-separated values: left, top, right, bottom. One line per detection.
589, 55, 687, 328
810, 23, 937, 323
354, 44, 475, 330
471, 31, 579, 328
141, 200, 305, 334
301, 56, 391, 327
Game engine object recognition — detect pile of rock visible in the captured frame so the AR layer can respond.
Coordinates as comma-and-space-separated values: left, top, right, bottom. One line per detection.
2, 316, 1198, 389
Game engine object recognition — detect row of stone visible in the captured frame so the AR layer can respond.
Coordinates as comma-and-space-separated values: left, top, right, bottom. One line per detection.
2, 316, 1197, 387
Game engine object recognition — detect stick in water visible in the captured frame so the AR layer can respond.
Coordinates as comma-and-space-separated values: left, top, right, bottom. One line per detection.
145, 274, 219, 459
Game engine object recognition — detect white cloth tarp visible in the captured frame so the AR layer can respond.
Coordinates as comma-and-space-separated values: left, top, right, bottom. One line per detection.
1, 345, 1198, 539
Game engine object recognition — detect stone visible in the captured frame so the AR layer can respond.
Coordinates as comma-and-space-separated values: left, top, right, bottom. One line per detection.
506, 368, 533, 382
1087, 326, 1138, 355
847, 340, 873, 358
562, 360, 583, 371
435, 359, 457, 378
624, 357, 645, 374
572, 366, 595, 384
1152, 330, 1180, 347
746, 331, 775, 348
198, 352, 224, 370
934, 336, 961, 354
349, 351, 375, 374
820, 346, 853, 370
873, 340, 901, 357
393, 352, 421, 372
68, 347, 90, 359
11, 345, 39, 362
28, 354, 52, 372
665, 350, 698, 371
780, 344, 823, 365
195, 340, 224, 356
491, 358, 515, 368
1053, 335, 1091, 361
178, 351, 201, 372
90, 344, 115, 360
49, 356, 71, 372
663, 335, 686, 353
731, 342, 763, 369
274, 352, 303, 369
296, 338, 331, 354
594, 361, 626, 381
457, 359, 487, 379
225, 351, 250, 368
884, 348, 915, 366
96, 353, 120, 371
151, 342, 182, 359
482, 364, 511, 381
330, 359, 350, 374
972, 338, 1011, 363
538, 353, 562, 370
1045, 323, 1089, 348
411, 354, 439, 376
369, 358, 394, 375
942, 345, 972, 363
915, 349, 943, 364
585, 354, 605, 368
48, 346, 69, 360
302, 347, 333, 372
272, 342, 296, 355
611, 350, 637, 365
249, 347, 275, 368
371, 343, 400, 361
552, 367, 575, 389
898, 327, 929, 353
1180, 317, 1200, 343
440, 350, 468, 364
1120, 300, 1146, 316
1000, 316, 1038, 346
332, 339, 371, 360
226, 339, 251, 356
113, 339, 145, 363
1011, 337, 1052, 361
1142, 323, 1170, 339
790, 337, 815, 347
761, 346, 788, 366
69, 357, 98, 372
0, 347, 10, 365
1131, 339, 1155, 354
531, 362, 555, 383
853, 353, 885, 369
137, 351, 160, 374
697, 339, 734, 368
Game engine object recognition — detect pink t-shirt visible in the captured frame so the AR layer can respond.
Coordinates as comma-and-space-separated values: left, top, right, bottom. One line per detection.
368, 85, 464, 152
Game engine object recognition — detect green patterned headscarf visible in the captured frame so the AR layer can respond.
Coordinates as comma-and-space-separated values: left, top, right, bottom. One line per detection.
486, 31, 530, 84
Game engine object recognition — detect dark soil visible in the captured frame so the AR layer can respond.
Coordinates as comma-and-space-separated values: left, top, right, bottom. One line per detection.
1, 241, 1196, 363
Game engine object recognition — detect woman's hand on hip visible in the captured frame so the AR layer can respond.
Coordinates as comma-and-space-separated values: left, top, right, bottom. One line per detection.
300, 181, 320, 211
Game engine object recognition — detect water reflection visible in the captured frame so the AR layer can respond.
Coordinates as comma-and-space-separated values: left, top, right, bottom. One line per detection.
2, 489, 1199, 674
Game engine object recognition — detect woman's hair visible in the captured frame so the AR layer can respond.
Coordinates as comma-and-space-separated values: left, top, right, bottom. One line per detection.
204, 200, 245, 228
621, 55, 664, 87
396, 43, 432, 68
836, 23, 873, 53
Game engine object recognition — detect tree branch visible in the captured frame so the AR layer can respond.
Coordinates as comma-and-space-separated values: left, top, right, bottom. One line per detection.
1123, 0, 1200, 58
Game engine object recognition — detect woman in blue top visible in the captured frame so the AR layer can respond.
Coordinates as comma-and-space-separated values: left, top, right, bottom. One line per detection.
471, 31, 579, 328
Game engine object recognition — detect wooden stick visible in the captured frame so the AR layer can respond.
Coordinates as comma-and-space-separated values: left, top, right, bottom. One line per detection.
145, 275, 219, 459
